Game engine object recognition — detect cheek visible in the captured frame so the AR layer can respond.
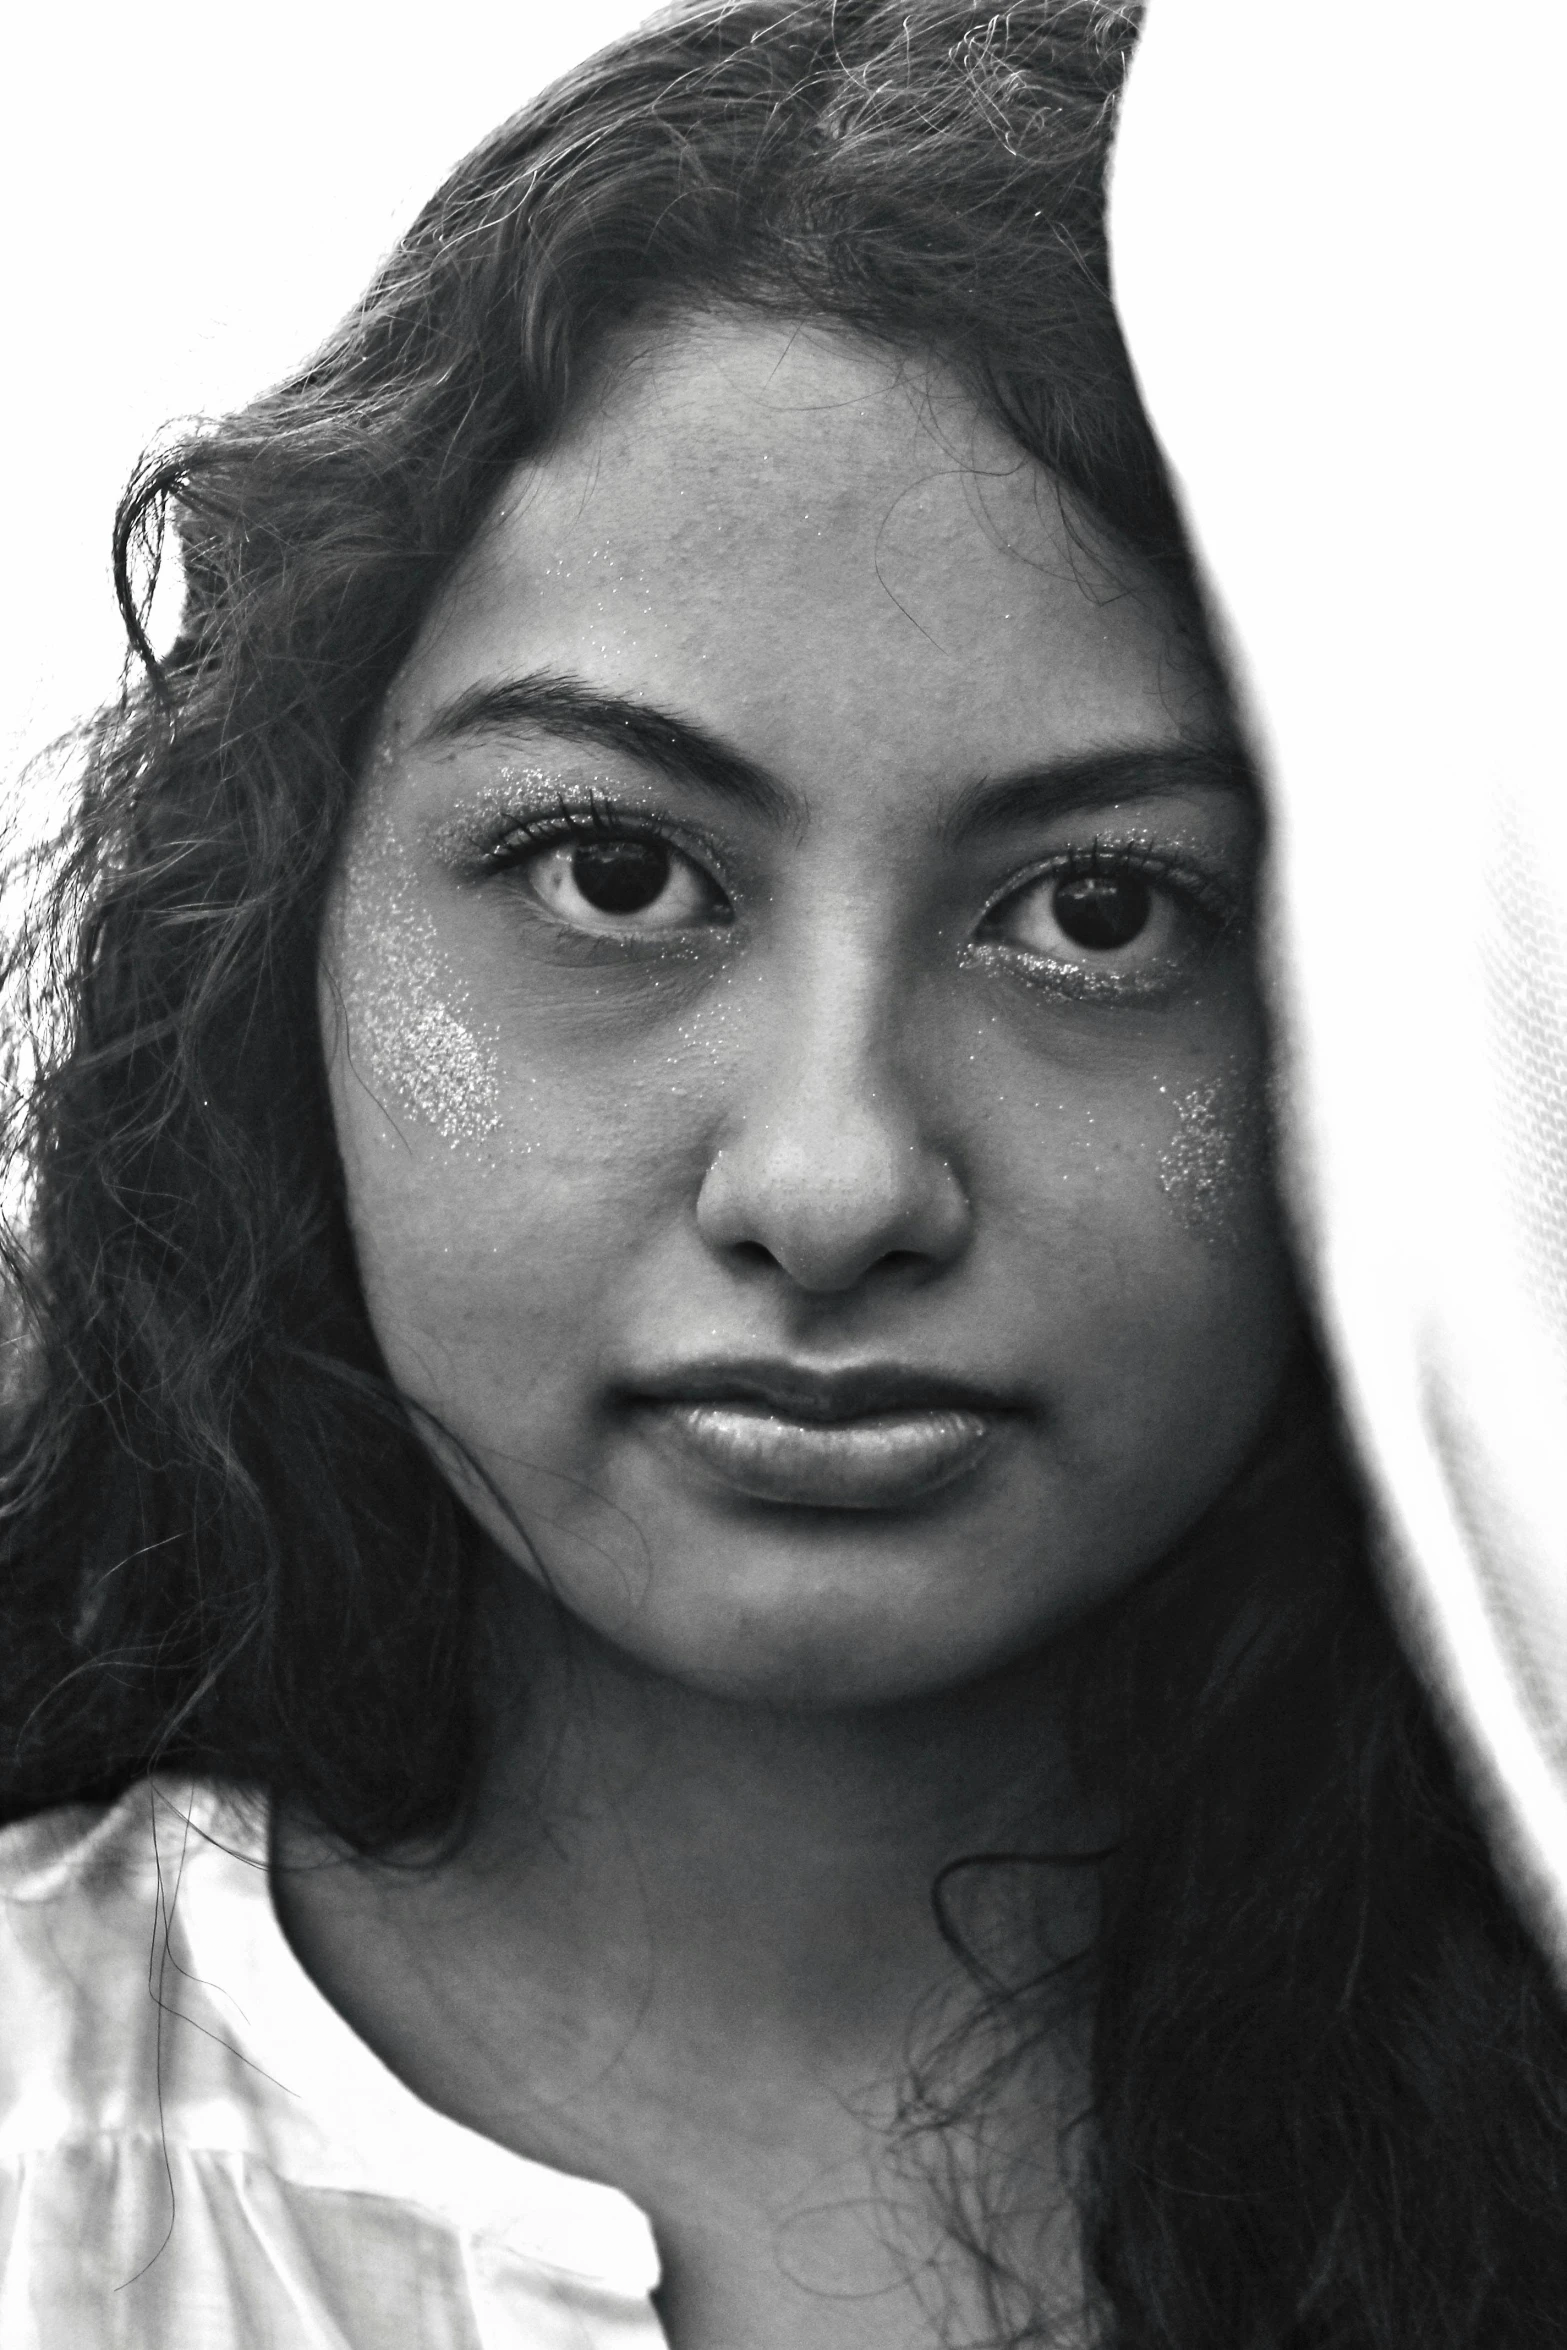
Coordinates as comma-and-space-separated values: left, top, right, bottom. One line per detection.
323, 834, 704, 1392
327, 786, 504, 1149
1155, 1071, 1270, 1239
983, 1043, 1290, 1439
344, 911, 501, 1148
979, 1007, 1274, 1259
325, 1026, 702, 1416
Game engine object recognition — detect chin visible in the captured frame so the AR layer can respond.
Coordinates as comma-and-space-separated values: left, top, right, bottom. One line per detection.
552, 1547, 1091, 1713
474, 1456, 1177, 1710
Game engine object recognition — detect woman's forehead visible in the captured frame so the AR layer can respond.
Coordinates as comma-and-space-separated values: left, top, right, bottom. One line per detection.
387, 312, 1212, 784
470, 313, 1102, 597
533, 313, 1031, 515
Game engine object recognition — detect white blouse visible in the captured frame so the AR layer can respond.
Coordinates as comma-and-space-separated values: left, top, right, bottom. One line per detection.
0, 1780, 668, 2349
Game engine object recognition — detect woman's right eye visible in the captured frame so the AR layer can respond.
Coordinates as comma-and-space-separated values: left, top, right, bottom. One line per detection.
513, 833, 731, 934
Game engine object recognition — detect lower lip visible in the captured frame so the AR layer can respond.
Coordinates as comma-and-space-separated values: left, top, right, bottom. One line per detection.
637, 1401, 1002, 1510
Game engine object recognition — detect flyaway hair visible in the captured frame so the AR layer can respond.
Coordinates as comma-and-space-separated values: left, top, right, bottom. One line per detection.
1, 6, 1562, 2342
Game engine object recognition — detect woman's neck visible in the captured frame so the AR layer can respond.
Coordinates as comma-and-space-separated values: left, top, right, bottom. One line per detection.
273, 1575, 1104, 2348
483, 1601, 1089, 2028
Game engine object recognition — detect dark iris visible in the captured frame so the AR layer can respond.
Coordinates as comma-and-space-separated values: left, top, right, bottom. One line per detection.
1051, 872, 1152, 950
571, 838, 671, 914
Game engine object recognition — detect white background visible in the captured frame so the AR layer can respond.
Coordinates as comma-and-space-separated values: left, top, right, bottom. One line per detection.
1113, 0, 1567, 1964
2, 0, 650, 800
6, 0, 1565, 1957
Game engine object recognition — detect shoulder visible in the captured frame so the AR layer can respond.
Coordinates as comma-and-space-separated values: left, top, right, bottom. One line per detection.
0, 1780, 263, 2140
0, 1783, 667, 2342
0, 1776, 256, 1914
0, 1788, 154, 1904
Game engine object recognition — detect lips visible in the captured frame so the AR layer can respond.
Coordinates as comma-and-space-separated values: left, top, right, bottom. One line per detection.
625, 1360, 1017, 1510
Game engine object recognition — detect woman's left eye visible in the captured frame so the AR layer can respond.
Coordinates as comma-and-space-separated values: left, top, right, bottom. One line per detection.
517, 834, 729, 933
979, 856, 1217, 981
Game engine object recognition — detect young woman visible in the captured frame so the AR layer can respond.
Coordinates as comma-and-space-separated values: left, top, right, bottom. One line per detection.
0, 4, 1561, 2345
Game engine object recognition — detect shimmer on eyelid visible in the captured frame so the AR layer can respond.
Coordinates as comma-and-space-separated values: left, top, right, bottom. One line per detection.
425, 767, 628, 864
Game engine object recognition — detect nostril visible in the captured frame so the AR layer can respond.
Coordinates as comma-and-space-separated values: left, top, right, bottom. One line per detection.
728, 1239, 778, 1273
718, 1234, 945, 1289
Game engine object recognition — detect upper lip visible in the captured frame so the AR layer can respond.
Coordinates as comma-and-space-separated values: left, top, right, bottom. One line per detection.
625, 1358, 1021, 1423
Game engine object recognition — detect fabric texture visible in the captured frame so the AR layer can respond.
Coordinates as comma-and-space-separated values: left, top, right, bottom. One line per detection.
1110, 0, 1567, 1975
0, 1781, 668, 2350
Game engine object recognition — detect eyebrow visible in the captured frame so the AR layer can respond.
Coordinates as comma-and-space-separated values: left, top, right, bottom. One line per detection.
418, 668, 793, 827
938, 744, 1257, 843
419, 666, 1254, 837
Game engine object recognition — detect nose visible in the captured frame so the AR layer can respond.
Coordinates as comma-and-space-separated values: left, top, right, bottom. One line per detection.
693, 956, 971, 1294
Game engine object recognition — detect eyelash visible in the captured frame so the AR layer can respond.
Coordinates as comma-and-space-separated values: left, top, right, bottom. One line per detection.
985, 838, 1237, 926
468, 797, 1242, 978
968, 842, 1241, 1010
475, 793, 723, 885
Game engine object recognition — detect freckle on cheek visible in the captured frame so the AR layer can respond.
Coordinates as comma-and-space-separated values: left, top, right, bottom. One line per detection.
337, 803, 502, 1150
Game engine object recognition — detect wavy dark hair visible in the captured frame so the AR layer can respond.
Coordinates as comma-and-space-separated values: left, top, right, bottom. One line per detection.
2, 2, 1563, 2342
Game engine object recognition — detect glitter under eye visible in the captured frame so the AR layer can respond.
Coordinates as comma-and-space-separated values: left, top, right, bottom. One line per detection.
974, 832, 1241, 1004
1156, 1077, 1265, 1239
336, 798, 502, 1149
344, 902, 502, 1146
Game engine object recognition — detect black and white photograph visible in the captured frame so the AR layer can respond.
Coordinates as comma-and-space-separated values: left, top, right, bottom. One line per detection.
1, 5, 1563, 2343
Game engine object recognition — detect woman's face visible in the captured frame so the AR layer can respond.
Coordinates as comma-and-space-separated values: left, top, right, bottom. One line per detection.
321, 315, 1295, 1707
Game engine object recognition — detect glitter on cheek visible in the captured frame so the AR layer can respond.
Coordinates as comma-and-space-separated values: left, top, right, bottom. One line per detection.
347, 906, 502, 1146
334, 801, 503, 1150
1156, 1077, 1261, 1239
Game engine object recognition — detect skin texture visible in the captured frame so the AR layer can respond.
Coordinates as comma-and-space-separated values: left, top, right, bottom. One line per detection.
322, 316, 1293, 1707
295, 314, 1299, 2350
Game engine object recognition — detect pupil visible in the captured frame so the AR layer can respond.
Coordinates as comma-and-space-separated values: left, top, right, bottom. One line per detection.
571, 839, 671, 914
1052, 872, 1152, 950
